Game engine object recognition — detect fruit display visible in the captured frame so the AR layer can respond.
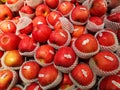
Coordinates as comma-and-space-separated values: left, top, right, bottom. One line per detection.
0, 0, 120, 90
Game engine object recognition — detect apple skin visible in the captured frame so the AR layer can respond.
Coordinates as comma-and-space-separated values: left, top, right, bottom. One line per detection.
21, 61, 40, 80
74, 34, 99, 53
92, 51, 119, 71
48, 29, 69, 46
0, 33, 21, 51
70, 63, 95, 86
90, 0, 107, 17
18, 36, 37, 52
25, 82, 42, 90
19, 5, 34, 14
35, 4, 50, 17
0, 20, 16, 33
57, 1, 74, 16
89, 16, 103, 25
99, 75, 120, 90
0, 4, 13, 21
35, 44, 55, 65
44, 0, 59, 9
54, 46, 76, 67
0, 69, 13, 90
3, 50, 24, 67
6, 0, 18, 4
32, 24, 52, 43
32, 16, 48, 27
11, 85, 23, 90
46, 11, 62, 27
70, 5, 90, 24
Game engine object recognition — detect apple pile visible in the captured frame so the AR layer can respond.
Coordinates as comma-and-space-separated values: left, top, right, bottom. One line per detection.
0, 0, 120, 90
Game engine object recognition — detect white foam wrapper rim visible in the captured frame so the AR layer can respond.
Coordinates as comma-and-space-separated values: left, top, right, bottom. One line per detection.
16, 16, 32, 35
39, 70, 63, 90
59, 17, 74, 33
82, 0, 94, 9
86, 19, 104, 32
89, 53, 120, 76
19, 11, 35, 19
94, 29, 119, 52
25, 0, 43, 9
19, 60, 39, 84
111, 5, 120, 14
47, 30, 71, 49
69, 69, 96, 90
1, 51, 24, 70
72, 38, 100, 59
0, 69, 18, 90
6, 0, 24, 12
54, 56, 78, 73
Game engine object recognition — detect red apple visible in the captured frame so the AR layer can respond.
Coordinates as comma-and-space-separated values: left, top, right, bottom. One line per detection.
44, 0, 59, 9
70, 5, 90, 25
25, 82, 42, 90
69, 63, 96, 90
18, 36, 37, 52
20, 60, 41, 83
89, 51, 120, 76
0, 4, 13, 21
0, 33, 21, 51
59, 74, 75, 90
72, 33, 99, 59
48, 29, 71, 49
35, 44, 55, 66
38, 64, 62, 90
1, 50, 24, 69
0, 69, 18, 90
54, 20, 62, 30
32, 16, 47, 27
0, 20, 16, 33
35, 4, 50, 17
32, 24, 52, 43
90, 0, 107, 17
54, 46, 78, 73
46, 11, 62, 28
107, 12, 120, 23
98, 75, 120, 90
57, 1, 74, 16
72, 25, 86, 38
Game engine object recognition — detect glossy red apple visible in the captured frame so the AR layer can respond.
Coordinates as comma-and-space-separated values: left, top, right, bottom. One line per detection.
35, 44, 55, 66
48, 29, 71, 49
0, 33, 21, 51
32, 24, 52, 43
98, 75, 120, 90
46, 11, 62, 28
19, 60, 41, 83
70, 5, 90, 25
72, 33, 99, 59
18, 36, 37, 53
44, 0, 59, 9
69, 63, 96, 90
35, 4, 50, 17
0, 69, 18, 90
57, 1, 74, 16
25, 82, 42, 90
0, 20, 16, 33
90, 0, 107, 17
95, 30, 119, 51
38, 64, 62, 90
59, 74, 75, 90
0, 4, 13, 21
54, 46, 78, 73
32, 16, 47, 27
1, 50, 24, 69
89, 50, 120, 76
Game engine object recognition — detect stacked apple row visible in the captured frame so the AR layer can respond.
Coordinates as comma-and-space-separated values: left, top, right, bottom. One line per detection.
0, 0, 120, 90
